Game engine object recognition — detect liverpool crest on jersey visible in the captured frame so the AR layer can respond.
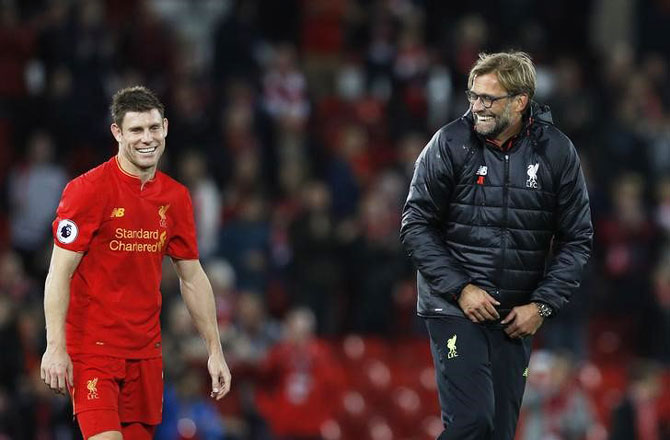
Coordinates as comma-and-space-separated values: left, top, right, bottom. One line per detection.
158, 204, 170, 228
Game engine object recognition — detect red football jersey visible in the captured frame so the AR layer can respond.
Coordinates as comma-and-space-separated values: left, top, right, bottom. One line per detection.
52, 157, 199, 359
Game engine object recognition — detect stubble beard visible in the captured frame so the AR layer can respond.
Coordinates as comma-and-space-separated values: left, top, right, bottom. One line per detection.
474, 104, 512, 139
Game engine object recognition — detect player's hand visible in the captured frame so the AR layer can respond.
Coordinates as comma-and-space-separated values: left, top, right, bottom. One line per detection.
458, 284, 501, 322
40, 345, 73, 395
207, 351, 231, 400
501, 303, 544, 338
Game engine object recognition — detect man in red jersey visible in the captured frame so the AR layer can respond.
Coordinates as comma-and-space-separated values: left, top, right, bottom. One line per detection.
40, 86, 231, 440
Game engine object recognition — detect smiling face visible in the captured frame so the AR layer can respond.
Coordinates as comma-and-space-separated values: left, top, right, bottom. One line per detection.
470, 72, 526, 142
111, 109, 168, 177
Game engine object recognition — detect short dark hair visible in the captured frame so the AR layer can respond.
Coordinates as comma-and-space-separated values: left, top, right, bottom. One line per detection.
110, 86, 165, 127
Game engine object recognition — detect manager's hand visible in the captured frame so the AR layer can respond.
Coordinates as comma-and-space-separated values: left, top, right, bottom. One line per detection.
458, 284, 501, 323
40, 345, 73, 395
501, 303, 544, 338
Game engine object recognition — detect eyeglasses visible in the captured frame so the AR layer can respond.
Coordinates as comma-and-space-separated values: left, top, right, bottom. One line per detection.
465, 91, 517, 108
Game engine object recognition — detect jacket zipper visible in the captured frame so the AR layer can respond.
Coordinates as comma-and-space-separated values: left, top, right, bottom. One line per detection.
497, 154, 510, 289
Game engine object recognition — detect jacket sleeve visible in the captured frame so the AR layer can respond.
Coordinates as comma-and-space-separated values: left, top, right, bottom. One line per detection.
400, 130, 472, 299
530, 141, 593, 312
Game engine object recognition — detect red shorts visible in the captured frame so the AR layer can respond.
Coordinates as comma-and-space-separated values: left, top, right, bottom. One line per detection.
70, 354, 163, 429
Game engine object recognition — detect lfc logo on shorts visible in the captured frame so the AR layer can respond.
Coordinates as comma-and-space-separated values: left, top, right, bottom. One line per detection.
158, 204, 170, 228
447, 334, 459, 359
87, 377, 99, 400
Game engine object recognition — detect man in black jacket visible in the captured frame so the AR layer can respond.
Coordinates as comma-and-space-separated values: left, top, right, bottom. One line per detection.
400, 52, 593, 439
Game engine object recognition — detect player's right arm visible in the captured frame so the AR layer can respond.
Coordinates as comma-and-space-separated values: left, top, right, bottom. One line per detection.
41, 245, 83, 394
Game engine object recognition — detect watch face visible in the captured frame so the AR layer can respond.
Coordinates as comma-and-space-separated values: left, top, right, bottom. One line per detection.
536, 302, 551, 318
540, 304, 551, 317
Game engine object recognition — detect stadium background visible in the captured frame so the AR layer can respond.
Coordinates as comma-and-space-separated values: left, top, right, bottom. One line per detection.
0, 0, 669, 438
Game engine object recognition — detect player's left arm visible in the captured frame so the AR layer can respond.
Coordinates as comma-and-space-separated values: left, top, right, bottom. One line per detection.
172, 258, 231, 400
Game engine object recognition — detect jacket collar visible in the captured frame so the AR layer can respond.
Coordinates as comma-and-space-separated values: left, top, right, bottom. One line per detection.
463, 100, 553, 148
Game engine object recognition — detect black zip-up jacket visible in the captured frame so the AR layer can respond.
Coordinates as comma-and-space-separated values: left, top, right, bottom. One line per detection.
400, 102, 593, 318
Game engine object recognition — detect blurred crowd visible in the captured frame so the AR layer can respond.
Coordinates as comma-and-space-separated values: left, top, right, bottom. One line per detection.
0, 0, 669, 439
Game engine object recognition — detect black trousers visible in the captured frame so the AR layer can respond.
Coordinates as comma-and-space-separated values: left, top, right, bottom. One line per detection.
425, 316, 532, 440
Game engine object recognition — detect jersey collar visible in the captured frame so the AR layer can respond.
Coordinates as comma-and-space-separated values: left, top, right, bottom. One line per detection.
113, 156, 156, 190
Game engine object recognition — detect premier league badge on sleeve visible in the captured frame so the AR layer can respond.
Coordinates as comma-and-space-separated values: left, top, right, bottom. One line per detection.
56, 219, 78, 244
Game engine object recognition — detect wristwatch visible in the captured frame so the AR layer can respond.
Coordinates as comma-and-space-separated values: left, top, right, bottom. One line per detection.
533, 302, 553, 318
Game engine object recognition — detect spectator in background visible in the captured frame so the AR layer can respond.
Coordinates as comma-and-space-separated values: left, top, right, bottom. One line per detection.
595, 71, 651, 188
288, 182, 343, 334
325, 123, 365, 219
210, 94, 266, 218
205, 258, 237, 332
22, 364, 77, 440
595, 173, 659, 357
226, 293, 280, 366
610, 360, 668, 440
0, 295, 23, 398
365, 17, 395, 98
644, 102, 670, 184
167, 82, 215, 158
395, 132, 426, 186
213, 80, 266, 191
212, 0, 261, 84
157, 366, 227, 440
256, 308, 344, 440
545, 57, 596, 151
147, 0, 228, 78
221, 148, 265, 215
449, 14, 489, 85
263, 44, 310, 126
653, 179, 670, 362
426, 58, 454, 132
0, 250, 42, 375
520, 350, 600, 439
117, 0, 175, 86
37, 0, 111, 153
0, 1, 35, 100
0, 250, 38, 304
162, 299, 211, 381
655, 178, 670, 251
8, 130, 66, 275
43, 66, 85, 159
223, 293, 281, 440
300, 0, 346, 98
540, 269, 592, 361
389, 24, 431, 135
649, 258, 670, 363
262, 43, 311, 203
179, 149, 222, 261
348, 175, 406, 334
218, 193, 271, 293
